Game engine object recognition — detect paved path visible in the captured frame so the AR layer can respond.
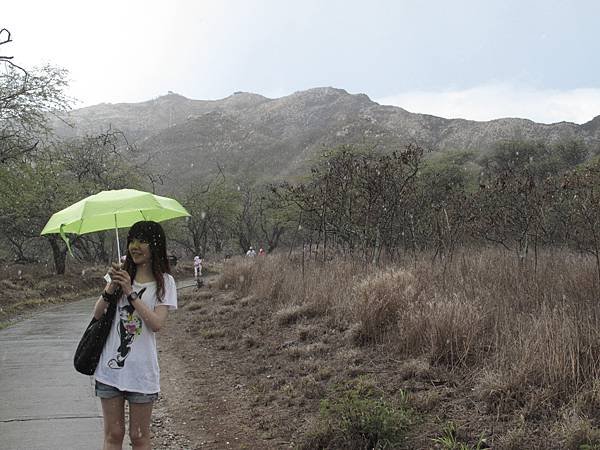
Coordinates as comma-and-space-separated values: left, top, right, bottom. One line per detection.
0, 279, 196, 450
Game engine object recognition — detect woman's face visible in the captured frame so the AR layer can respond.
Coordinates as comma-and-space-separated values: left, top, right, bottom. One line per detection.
128, 238, 152, 266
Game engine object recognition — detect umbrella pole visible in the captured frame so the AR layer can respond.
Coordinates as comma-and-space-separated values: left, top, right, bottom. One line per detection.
114, 215, 122, 263
115, 227, 122, 262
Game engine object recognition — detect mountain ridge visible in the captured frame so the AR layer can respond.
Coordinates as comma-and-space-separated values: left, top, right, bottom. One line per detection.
52, 87, 600, 189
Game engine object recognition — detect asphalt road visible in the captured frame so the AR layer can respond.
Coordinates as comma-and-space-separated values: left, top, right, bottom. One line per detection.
0, 279, 196, 450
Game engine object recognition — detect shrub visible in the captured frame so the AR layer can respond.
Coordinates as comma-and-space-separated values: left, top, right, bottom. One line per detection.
301, 379, 412, 449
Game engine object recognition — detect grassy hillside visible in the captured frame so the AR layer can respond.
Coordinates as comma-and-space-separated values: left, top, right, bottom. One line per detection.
159, 249, 600, 449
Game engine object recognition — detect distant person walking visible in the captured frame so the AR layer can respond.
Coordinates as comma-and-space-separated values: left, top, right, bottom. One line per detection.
258, 248, 265, 256
246, 246, 256, 257
193, 255, 203, 278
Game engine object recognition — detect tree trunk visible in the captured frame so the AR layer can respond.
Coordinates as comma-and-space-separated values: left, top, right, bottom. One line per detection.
48, 235, 67, 275
97, 232, 109, 263
267, 226, 284, 253
214, 239, 223, 253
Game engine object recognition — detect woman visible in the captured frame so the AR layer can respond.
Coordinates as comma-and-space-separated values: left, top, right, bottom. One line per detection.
92, 221, 177, 450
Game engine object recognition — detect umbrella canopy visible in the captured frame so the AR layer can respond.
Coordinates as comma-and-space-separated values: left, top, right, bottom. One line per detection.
41, 189, 189, 235
41, 188, 190, 259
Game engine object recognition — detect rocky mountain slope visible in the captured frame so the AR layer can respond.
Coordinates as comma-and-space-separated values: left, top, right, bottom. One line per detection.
53, 87, 600, 189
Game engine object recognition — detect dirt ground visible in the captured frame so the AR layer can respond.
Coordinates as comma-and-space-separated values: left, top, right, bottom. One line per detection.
153, 276, 300, 449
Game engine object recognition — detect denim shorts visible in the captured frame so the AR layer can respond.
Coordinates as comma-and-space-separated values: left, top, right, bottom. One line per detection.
95, 380, 158, 404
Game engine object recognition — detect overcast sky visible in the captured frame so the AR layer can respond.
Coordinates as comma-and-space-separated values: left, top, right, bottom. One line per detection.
4, 0, 600, 123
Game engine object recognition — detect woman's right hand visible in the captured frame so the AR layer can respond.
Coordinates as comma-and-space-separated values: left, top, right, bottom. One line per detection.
105, 281, 119, 294
105, 262, 122, 294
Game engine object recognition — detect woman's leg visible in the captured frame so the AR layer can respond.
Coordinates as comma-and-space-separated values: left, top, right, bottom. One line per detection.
129, 402, 153, 450
100, 397, 125, 450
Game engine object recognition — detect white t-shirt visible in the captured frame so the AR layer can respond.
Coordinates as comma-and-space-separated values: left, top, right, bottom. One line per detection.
95, 273, 177, 394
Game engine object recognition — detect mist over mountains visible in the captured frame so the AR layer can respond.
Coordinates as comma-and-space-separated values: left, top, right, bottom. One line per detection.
53, 87, 600, 189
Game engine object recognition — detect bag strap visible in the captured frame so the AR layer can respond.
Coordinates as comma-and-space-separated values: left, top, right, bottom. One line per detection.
103, 287, 121, 321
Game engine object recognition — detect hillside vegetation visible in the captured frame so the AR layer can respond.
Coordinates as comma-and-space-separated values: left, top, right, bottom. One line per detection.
168, 250, 600, 449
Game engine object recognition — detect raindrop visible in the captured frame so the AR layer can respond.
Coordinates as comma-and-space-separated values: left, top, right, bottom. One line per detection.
190, 163, 194, 168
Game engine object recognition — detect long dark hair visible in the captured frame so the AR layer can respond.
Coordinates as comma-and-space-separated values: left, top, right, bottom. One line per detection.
123, 221, 171, 301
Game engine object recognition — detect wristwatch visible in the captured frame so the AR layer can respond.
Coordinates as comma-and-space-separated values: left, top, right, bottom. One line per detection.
127, 291, 139, 303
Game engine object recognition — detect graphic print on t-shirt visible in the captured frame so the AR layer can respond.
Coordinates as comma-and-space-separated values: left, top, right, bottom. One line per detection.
107, 287, 146, 369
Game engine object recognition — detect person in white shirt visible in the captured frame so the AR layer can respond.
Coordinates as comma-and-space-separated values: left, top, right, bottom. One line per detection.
193, 255, 202, 278
246, 246, 256, 257
92, 220, 177, 450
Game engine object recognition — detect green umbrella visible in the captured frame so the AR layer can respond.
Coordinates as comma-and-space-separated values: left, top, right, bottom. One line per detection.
41, 188, 190, 260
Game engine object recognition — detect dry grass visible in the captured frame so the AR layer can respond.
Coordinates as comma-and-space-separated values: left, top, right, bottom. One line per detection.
0, 263, 108, 327
218, 254, 367, 326
218, 248, 600, 421
351, 268, 417, 344
215, 256, 256, 294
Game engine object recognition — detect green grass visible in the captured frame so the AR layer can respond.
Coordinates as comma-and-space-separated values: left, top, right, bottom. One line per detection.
301, 378, 413, 449
432, 422, 489, 450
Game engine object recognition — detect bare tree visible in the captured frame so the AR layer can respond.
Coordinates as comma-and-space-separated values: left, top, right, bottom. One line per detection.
278, 144, 424, 261
0, 29, 71, 164
558, 163, 600, 287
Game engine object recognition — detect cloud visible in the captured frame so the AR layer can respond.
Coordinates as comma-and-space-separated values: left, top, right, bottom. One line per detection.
376, 84, 600, 125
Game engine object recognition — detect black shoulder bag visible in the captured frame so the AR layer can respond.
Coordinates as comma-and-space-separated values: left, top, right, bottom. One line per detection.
74, 290, 120, 375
